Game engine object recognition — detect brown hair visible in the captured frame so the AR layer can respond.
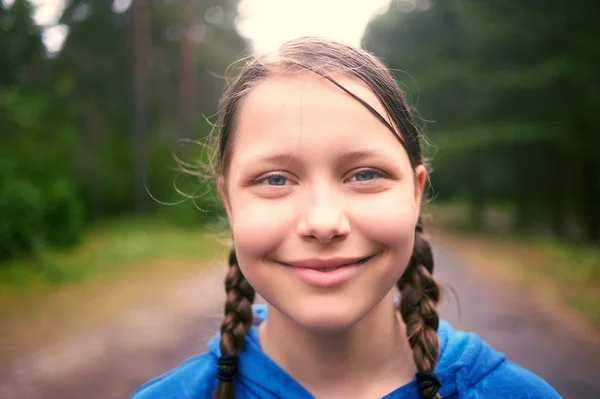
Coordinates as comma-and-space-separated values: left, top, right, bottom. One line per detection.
211, 36, 441, 399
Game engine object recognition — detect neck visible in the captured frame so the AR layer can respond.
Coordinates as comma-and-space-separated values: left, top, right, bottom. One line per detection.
258, 291, 417, 399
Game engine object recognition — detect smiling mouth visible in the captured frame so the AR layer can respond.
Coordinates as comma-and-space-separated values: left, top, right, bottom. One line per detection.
277, 253, 379, 272
276, 252, 380, 288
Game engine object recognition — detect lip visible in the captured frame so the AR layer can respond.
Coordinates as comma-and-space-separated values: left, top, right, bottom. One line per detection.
283, 256, 372, 269
278, 253, 377, 288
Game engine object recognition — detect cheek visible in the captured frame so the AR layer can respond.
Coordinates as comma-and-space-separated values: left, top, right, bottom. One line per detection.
229, 193, 296, 261
350, 189, 418, 254
356, 192, 418, 285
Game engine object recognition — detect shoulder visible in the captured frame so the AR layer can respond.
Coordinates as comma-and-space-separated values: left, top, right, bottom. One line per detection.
435, 321, 560, 398
467, 360, 562, 398
129, 352, 218, 399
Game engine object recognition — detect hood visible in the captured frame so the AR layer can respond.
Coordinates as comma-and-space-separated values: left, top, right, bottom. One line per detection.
207, 304, 506, 398
434, 314, 506, 397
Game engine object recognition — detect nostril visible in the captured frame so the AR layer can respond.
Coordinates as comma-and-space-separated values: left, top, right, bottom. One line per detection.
296, 204, 351, 242
316, 232, 336, 244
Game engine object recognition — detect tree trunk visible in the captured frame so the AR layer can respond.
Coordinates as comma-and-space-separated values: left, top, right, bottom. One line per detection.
82, 98, 103, 220
178, 0, 198, 140
131, 0, 151, 214
579, 152, 600, 243
547, 144, 567, 238
513, 145, 532, 234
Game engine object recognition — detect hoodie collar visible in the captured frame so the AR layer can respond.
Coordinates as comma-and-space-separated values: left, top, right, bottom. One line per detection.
208, 304, 505, 398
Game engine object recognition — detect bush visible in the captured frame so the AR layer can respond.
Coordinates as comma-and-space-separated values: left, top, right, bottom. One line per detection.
0, 167, 84, 261
42, 178, 84, 248
0, 176, 44, 260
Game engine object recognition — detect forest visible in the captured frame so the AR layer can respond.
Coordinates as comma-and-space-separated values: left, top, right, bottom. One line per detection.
1, 0, 599, 260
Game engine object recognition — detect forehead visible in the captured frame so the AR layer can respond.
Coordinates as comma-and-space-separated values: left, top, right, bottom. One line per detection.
231, 73, 407, 163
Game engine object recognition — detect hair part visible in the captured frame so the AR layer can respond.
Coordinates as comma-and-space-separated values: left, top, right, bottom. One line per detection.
211, 36, 441, 399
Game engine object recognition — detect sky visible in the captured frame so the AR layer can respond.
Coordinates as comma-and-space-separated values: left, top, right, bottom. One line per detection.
2, 0, 396, 55
236, 0, 392, 54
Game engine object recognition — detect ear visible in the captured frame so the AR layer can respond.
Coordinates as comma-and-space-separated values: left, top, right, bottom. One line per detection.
413, 164, 428, 220
217, 175, 233, 221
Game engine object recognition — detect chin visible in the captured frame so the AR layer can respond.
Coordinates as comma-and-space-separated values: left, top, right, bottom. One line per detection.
279, 295, 370, 335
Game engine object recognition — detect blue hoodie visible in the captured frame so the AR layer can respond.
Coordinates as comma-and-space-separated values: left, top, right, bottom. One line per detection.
131, 305, 561, 399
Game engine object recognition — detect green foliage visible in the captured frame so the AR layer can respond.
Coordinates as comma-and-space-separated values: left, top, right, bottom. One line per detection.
0, 78, 83, 260
0, 160, 84, 261
364, 0, 600, 242
0, 0, 248, 262
42, 178, 84, 248
0, 0, 45, 86
0, 172, 44, 260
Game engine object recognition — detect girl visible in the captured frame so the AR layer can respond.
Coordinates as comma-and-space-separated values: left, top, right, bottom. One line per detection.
131, 37, 560, 399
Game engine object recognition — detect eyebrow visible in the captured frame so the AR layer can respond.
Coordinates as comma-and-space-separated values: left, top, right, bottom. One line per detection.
244, 153, 300, 167
336, 150, 387, 163
245, 149, 388, 166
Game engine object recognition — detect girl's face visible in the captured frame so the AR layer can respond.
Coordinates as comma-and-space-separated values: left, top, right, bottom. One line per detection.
222, 73, 427, 333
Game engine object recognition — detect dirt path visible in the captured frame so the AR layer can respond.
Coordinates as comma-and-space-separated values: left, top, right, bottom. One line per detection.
0, 265, 229, 399
1, 244, 599, 399
434, 245, 600, 399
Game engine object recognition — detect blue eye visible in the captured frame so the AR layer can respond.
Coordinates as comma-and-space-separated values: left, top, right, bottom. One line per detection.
352, 169, 381, 182
265, 175, 287, 186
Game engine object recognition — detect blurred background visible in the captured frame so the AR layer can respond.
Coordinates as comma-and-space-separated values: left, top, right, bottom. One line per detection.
0, 0, 599, 398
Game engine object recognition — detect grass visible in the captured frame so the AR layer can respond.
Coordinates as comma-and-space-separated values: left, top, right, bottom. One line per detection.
0, 218, 228, 291
0, 218, 230, 360
426, 202, 600, 330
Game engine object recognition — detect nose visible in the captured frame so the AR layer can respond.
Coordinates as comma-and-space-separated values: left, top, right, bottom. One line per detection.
297, 199, 351, 243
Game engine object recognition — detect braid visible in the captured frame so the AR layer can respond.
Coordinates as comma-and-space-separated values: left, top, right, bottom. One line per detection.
397, 217, 442, 399
213, 248, 255, 399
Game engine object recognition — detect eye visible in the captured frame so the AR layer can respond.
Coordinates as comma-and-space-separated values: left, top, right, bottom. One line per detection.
266, 175, 287, 186
255, 173, 289, 186
348, 168, 384, 183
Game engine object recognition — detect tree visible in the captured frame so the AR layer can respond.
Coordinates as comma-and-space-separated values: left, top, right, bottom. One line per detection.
131, 0, 151, 213
364, 0, 600, 242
